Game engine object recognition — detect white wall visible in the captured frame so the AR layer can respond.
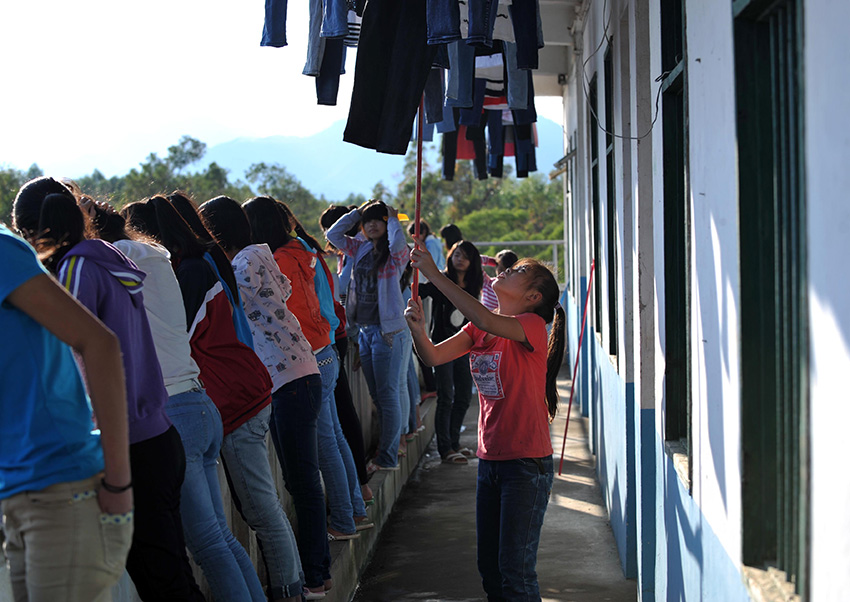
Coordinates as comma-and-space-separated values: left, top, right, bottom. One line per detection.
683, 0, 743, 568
806, 0, 850, 598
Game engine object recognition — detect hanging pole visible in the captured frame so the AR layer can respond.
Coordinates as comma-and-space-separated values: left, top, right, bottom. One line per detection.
558, 259, 596, 476
411, 95, 425, 300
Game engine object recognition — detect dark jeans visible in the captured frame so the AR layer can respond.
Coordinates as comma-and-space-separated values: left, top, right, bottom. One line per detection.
344, 0, 438, 154
261, 0, 288, 47
335, 337, 369, 484
317, 37, 346, 105
477, 456, 554, 601
442, 124, 487, 181
426, 0, 461, 44
434, 353, 473, 457
126, 426, 205, 601
467, 0, 500, 47
269, 374, 331, 589
509, 0, 543, 70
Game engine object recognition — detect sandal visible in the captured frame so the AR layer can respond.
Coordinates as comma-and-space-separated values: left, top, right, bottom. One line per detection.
354, 516, 375, 531
327, 528, 360, 541
366, 461, 400, 476
441, 451, 468, 464
456, 447, 475, 459
303, 586, 326, 600
405, 432, 418, 442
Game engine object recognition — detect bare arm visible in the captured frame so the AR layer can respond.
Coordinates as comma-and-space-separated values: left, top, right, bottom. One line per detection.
7, 274, 133, 514
404, 296, 473, 366
409, 242, 529, 345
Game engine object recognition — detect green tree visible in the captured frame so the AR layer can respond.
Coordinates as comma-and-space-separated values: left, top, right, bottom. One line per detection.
167, 136, 207, 173
0, 164, 42, 225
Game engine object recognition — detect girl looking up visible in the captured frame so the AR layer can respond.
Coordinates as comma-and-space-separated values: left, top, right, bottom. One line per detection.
417, 240, 484, 464
326, 201, 412, 472
405, 243, 565, 601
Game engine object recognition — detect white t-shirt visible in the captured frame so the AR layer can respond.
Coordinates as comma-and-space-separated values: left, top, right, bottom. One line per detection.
112, 239, 201, 396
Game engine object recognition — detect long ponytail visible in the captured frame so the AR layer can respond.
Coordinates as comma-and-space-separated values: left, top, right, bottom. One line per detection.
519, 258, 566, 421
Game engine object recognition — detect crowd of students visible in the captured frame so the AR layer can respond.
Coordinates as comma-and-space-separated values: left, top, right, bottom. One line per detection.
1, 176, 565, 602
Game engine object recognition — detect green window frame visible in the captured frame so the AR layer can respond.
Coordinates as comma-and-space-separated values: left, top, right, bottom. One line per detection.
735, 0, 809, 597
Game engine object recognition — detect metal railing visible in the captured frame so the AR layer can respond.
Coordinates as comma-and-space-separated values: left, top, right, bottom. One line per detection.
471, 239, 565, 286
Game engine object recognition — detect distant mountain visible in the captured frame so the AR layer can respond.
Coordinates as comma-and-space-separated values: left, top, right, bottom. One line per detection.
201, 117, 565, 202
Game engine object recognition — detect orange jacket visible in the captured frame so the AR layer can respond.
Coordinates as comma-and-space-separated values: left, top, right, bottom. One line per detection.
273, 240, 331, 351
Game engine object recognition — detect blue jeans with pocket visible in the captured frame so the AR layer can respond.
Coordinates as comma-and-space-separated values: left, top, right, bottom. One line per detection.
167, 388, 265, 602
358, 325, 410, 467
221, 405, 304, 599
315, 346, 366, 533
476, 455, 554, 601
269, 374, 330, 589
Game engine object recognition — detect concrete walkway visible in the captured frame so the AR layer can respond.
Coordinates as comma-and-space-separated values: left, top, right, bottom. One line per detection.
353, 366, 637, 602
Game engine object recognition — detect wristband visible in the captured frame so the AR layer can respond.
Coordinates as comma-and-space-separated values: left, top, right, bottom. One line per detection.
100, 478, 133, 493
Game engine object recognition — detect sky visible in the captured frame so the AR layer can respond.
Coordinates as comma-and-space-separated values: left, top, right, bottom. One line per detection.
0, 0, 564, 179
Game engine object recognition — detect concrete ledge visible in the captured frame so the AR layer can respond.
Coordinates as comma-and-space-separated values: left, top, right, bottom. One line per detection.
325, 396, 436, 602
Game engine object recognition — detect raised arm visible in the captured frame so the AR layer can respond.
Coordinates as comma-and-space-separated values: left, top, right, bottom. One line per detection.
409, 241, 529, 345
325, 208, 364, 257
404, 295, 473, 366
7, 274, 132, 514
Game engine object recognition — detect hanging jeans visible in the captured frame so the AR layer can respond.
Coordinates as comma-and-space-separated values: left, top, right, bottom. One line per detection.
477, 456, 554, 601
168, 389, 266, 602
446, 40, 475, 108
434, 353, 474, 457
269, 374, 330, 590
425, 0, 461, 44
503, 41, 529, 110
315, 346, 367, 534
344, 0, 438, 154
509, 0, 544, 70
467, 0, 500, 47
220, 405, 303, 600
317, 37, 346, 105
261, 0, 288, 47
487, 110, 505, 177
321, 0, 349, 38
358, 325, 409, 467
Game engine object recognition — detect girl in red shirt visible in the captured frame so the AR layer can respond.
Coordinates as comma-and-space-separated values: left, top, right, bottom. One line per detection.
405, 243, 565, 601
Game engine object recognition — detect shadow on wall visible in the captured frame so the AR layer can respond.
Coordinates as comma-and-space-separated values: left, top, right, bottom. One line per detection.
663, 454, 704, 602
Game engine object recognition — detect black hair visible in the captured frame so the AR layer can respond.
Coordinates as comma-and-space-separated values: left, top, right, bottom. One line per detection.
495, 249, 519, 272
406, 218, 431, 238
320, 204, 360, 251
446, 240, 483, 297
125, 196, 208, 263
167, 191, 240, 300
243, 196, 290, 252
89, 202, 133, 244
37, 193, 88, 274
199, 196, 253, 253
512, 258, 566, 421
439, 223, 463, 250
13, 176, 74, 240
359, 200, 391, 272
276, 200, 323, 253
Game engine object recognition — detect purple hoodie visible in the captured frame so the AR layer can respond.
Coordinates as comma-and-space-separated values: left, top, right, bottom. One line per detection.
57, 240, 171, 445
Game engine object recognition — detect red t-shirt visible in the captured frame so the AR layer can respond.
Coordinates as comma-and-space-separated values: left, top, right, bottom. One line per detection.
462, 313, 553, 461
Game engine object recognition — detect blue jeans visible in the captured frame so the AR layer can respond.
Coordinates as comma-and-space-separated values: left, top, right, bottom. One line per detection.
477, 456, 554, 601
425, 0, 461, 44
395, 333, 414, 440
261, 0, 288, 47
315, 346, 366, 533
167, 389, 265, 602
446, 40, 475, 107
467, 0, 500, 47
358, 325, 410, 467
406, 353, 421, 433
504, 41, 530, 110
434, 353, 473, 457
221, 405, 303, 599
269, 374, 330, 589
321, 0, 349, 37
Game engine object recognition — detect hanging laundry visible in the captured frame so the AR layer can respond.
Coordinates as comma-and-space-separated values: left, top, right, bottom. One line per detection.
321, 0, 349, 38
343, 10, 362, 48
509, 0, 543, 69
344, 0, 438, 155
459, 0, 514, 45
317, 37, 347, 105
261, 0, 288, 47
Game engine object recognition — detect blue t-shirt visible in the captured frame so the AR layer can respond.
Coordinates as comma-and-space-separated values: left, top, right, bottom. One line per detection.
0, 225, 104, 499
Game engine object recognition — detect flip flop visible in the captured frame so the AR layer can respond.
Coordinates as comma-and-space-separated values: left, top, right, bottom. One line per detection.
442, 451, 468, 464
327, 530, 360, 541
456, 447, 475, 459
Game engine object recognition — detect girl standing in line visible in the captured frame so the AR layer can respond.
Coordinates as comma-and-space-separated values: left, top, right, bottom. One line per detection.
480, 249, 519, 311
125, 195, 273, 602
405, 243, 565, 601
0, 221, 132, 602
326, 201, 412, 472
88, 200, 269, 601
417, 240, 484, 465
13, 180, 204, 601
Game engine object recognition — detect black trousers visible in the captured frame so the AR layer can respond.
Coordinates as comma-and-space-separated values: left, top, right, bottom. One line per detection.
126, 425, 205, 601
335, 337, 369, 484
344, 0, 438, 154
